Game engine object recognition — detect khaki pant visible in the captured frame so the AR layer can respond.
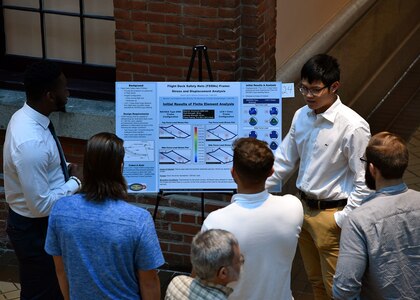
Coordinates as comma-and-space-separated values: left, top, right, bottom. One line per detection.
298, 201, 343, 300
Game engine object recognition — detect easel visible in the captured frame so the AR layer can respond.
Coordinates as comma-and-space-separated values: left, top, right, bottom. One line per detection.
186, 45, 214, 82
153, 191, 207, 224
153, 190, 237, 224
153, 45, 215, 224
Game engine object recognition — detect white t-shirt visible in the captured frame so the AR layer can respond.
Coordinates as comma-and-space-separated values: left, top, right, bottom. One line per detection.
202, 190, 303, 300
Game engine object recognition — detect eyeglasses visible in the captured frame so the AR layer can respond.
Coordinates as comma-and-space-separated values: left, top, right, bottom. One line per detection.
298, 85, 330, 96
360, 157, 368, 163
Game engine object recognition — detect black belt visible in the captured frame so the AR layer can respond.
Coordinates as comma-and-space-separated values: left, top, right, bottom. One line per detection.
298, 190, 347, 210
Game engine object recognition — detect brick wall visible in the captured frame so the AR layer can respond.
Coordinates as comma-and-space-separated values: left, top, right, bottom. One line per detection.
0, 129, 230, 270
114, 0, 277, 82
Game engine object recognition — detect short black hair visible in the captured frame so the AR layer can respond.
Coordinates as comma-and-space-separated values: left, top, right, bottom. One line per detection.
24, 61, 62, 101
301, 54, 340, 86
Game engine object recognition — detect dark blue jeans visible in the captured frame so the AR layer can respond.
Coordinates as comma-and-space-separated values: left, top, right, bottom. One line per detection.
6, 208, 63, 300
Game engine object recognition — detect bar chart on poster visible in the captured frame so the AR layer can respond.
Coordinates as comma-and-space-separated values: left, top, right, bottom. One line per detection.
116, 82, 293, 193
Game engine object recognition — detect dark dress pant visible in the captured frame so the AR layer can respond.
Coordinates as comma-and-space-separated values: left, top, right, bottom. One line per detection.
6, 208, 63, 300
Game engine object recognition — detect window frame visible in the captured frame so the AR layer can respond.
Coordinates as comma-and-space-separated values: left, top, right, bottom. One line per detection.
0, 1, 116, 101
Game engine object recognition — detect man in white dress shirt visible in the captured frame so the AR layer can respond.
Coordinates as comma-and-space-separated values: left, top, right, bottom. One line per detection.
265, 54, 372, 299
3, 61, 82, 299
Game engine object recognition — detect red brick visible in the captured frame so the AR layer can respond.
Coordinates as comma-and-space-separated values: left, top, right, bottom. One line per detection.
184, 27, 218, 38
114, 8, 130, 19
132, 53, 166, 65
184, 6, 218, 18
163, 253, 191, 267
167, 56, 191, 67
132, 22, 148, 32
132, 33, 165, 44
170, 243, 191, 255
181, 214, 196, 224
117, 61, 149, 73
171, 223, 201, 235
165, 15, 196, 26
116, 51, 132, 62
218, 28, 238, 40
150, 45, 184, 56
133, 73, 166, 81
116, 41, 148, 53
218, 7, 240, 18
150, 24, 182, 35
148, 2, 181, 14
115, 30, 131, 40
132, 1, 147, 10
165, 36, 198, 47
131, 10, 147, 21
157, 230, 184, 242
149, 65, 184, 78
114, 0, 133, 9
116, 20, 133, 31
160, 242, 170, 251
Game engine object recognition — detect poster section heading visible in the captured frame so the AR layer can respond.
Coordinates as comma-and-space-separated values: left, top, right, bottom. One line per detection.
116, 82, 283, 193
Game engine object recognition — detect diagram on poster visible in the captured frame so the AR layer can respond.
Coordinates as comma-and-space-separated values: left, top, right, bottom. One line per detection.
116, 82, 284, 192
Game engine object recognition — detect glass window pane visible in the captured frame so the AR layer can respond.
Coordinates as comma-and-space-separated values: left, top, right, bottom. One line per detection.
45, 14, 81, 62
44, 0, 79, 13
4, 9, 42, 57
85, 19, 115, 66
84, 0, 114, 16
3, 0, 39, 9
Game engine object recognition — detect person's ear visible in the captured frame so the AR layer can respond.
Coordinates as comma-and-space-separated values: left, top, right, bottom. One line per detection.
217, 266, 229, 281
46, 91, 54, 101
267, 167, 274, 178
330, 81, 340, 93
369, 163, 377, 177
231, 168, 238, 184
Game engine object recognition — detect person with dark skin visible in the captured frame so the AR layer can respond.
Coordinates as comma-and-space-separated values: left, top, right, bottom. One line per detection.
3, 61, 82, 299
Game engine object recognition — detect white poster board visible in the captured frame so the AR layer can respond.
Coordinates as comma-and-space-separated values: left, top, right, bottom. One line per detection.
116, 82, 286, 193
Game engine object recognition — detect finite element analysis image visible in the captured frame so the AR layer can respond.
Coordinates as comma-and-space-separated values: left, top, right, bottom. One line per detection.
206, 147, 233, 164
206, 125, 237, 141
159, 149, 191, 164
159, 125, 191, 139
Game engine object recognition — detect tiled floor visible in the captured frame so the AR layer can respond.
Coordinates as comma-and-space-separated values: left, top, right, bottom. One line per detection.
0, 281, 20, 300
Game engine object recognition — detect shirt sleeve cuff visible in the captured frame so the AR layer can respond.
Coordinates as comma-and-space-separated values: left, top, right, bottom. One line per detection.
66, 177, 80, 193
334, 211, 344, 228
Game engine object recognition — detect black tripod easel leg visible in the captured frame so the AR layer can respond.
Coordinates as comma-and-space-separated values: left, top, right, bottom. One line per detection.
203, 47, 213, 81
186, 48, 197, 82
153, 190, 163, 221
201, 192, 205, 225
186, 45, 213, 82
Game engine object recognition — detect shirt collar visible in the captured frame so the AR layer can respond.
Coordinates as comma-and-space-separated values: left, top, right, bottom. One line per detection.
22, 102, 50, 130
231, 190, 270, 207
197, 278, 234, 297
363, 183, 408, 203
307, 96, 342, 123
376, 183, 408, 194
